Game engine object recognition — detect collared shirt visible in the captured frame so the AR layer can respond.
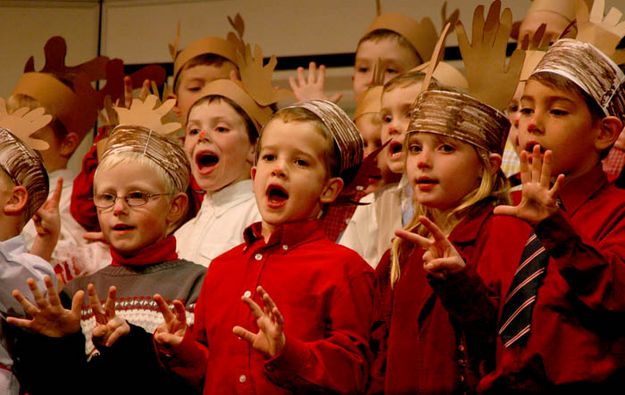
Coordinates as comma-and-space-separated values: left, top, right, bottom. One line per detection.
470, 164, 625, 391
175, 180, 260, 268
164, 220, 376, 394
0, 235, 55, 395
340, 175, 411, 267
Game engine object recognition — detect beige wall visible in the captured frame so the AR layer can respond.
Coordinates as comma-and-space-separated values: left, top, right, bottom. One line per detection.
0, 0, 622, 171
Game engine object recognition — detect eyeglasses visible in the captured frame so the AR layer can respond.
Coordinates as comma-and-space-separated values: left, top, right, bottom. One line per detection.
93, 191, 172, 209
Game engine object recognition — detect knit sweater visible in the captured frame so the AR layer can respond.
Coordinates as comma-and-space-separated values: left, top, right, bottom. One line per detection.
11, 259, 205, 395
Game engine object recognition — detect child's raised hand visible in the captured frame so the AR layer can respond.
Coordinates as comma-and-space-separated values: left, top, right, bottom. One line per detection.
494, 144, 565, 225
232, 286, 285, 357
31, 177, 63, 261
88, 284, 129, 349
153, 294, 187, 348
7, 275, 83, 337
288, 62, 343, 103
395, 216, 466, 280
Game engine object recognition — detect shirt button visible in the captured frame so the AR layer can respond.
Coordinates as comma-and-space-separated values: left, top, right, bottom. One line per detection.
458, 344, 465, 352
459, 375, 465, 383
254, 253, 263, 261
239, 374, 247, 383
282, 244, 288, 251
243, 290, 251, 298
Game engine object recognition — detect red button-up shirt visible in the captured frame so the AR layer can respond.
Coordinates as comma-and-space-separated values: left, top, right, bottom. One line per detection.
163, 220, 376, 394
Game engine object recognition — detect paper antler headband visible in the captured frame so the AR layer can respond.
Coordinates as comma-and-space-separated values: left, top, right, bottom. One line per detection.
194, 15, 286, 130
530, 0, 625, 122
408, 1, 524, 155
170, 14, 244, 85
0, 98, 51, 219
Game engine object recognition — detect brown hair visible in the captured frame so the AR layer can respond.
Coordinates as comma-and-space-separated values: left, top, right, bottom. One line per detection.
357, 29, 422, 63
256, 107, 339, 179
187, 95, 259, 145
382, 68, 427, 94
173, 54, 238, 93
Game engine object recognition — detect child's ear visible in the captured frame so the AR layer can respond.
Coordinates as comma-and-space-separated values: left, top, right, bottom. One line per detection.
60, 132, 80, 158
320, 177, 344, 204
488, 153, 503, 175
251, 166, 257, 181
165, 192, 188, 225
246, 142, 256, 165
595, 116, 623, 151
3, 186, 28, 216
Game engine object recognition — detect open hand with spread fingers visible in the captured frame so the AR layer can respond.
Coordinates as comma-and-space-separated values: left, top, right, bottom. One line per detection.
289, 62, 343, 103
494, 144, 565, 224
7, 275, 83, 337
395, 216, 466, 280
232, 286, 286, 357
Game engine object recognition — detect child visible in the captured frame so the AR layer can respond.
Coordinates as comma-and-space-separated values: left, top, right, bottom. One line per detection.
478, 36, 625, 392
154, 100, 376, 394
340, 70, 427, 266
353, 13, 437, 99
7, 125, 205, 395
371, 85, 512, 394
0, 110, 57, 395
10, 36, 111, 279
174, 36, 281, 267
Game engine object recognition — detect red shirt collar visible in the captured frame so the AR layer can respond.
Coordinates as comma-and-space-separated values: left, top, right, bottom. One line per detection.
243, 220, 325, 250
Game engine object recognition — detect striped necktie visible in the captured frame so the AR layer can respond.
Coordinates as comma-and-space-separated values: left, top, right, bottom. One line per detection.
498, 233, 549, 348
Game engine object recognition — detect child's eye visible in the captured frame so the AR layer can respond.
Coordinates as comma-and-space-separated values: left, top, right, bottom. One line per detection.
187, 128, 200, 136
294, 159, 309, 167
381, 114, 392, 124
386, 68, 398, 75
261, 154, 276, 161
215, 126, 230, 133
519, 107, 533, 116
357, 66, 369, 73
550, 109, 568, 116
439, 144, 455, 153
408, 144, 422, 154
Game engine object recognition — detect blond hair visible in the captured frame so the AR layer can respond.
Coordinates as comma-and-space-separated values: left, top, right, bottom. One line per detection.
389, 139, 510, 286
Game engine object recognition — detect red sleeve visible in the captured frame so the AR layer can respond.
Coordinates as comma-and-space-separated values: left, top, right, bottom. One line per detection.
536, 209, 625, 313
70, 127, 106, 231
263, 256, 376, 394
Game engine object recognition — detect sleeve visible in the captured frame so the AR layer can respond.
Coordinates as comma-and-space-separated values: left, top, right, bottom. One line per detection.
154, 278, 209, 390
0, 245, 56, 315
535, 209, 625, 313
263, 257, 376, 394
70, 128, 105, 232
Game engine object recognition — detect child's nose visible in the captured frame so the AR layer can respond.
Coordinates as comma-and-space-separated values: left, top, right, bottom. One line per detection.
198, 130, 209, 141
417, 150, 432, 169
112, 197, 128, 215
271, 160, 287, 177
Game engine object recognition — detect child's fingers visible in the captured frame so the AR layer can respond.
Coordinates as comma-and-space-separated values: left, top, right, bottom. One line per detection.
87, 283, 106, 322
493, 204, 517, 217
27, 278, 48, 308
530, 144, 542, 182
232, 325, 256, 344
394, 229, 432, 249
297, 66, 306, 84
71, 290, 85, 317
11, 289, 39, 317
418, 216, 450, 246
550, 174, 566, 198
106, 322, 130, 347
308, 62, 317, 84
50, 177, 63, 206
171, 300, 188, 324
241, 294, 265, 320
123, 76, 133, 108
44, 276, 62, 307
519, 150, 530, 185
423, 257, 465, 276
153, 294, 174, 322
540, 149, 553, 187
83, 231, 106, 243
104, 286, 117, 317
6, 316, 34, 329
328, 92, 343, 104
316, 64, 326, 85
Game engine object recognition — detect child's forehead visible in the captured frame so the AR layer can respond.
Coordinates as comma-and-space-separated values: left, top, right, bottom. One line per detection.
382, 82, 422, 105
261, 119, 328, 151
95, 159, 164, 186
356, 37, 415, 60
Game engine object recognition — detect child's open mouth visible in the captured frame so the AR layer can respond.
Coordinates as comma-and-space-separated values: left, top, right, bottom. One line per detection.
266, 185, 289, 208
388, 141, 403, 160
195, 151, 219, 174
416, 177, 438, 191
112, 223, 134, 233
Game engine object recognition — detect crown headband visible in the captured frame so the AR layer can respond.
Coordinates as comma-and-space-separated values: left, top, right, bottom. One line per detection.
101, 125, 190, 193
365, 13, 438, 63
285, 100, 364, 177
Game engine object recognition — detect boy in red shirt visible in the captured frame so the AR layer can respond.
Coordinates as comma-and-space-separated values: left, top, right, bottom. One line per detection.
154, 99, 375, 394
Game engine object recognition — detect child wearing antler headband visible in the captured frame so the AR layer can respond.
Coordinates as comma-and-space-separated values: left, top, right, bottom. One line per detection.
154, 100, 375, 394
0, 109, 57, 395
473, 0, 625, 391
174, 28, 286, 268
7, 125, 205, 395
368, 2, 524, 393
